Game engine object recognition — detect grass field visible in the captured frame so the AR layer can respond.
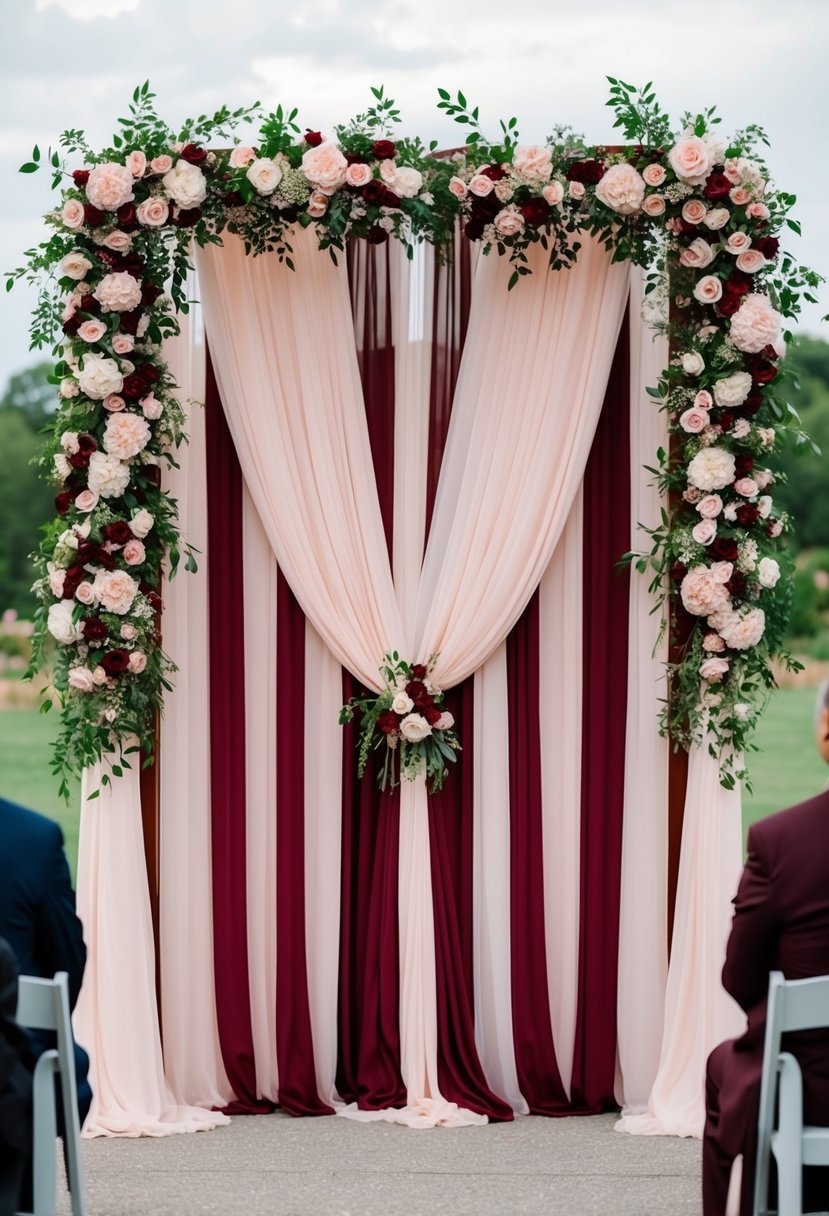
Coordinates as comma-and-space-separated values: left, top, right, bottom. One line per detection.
0, 686, 827, 881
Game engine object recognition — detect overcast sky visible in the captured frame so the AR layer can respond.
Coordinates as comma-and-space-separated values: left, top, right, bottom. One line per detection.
1, 0, 827, 389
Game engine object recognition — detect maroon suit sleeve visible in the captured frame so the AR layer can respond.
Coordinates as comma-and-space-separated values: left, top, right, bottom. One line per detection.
721, 824, 779, 1013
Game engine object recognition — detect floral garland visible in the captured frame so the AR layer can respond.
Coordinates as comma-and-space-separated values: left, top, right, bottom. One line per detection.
11, 79, 822, 793
339, 654, 459, 793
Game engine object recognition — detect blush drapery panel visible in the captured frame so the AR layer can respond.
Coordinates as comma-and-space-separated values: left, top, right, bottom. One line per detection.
197, 227, 628, 1123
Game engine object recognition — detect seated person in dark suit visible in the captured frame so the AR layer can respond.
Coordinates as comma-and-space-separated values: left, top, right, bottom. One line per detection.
703, 678, 829, 1215
0, 796, 91, 1127
0, 935, 32, 1216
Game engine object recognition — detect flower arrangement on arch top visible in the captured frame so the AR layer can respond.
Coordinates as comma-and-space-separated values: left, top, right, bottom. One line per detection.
339, 652, 461, 794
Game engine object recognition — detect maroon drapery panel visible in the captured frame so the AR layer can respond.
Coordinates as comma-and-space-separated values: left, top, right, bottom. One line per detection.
570, 307, 632, 1111
205, 347, 272, 1114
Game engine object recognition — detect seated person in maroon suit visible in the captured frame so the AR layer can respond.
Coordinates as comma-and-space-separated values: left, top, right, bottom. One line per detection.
703, 678, 829, 1215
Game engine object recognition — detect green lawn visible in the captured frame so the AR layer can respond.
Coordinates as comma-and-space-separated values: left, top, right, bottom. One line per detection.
0, 686, 826, 883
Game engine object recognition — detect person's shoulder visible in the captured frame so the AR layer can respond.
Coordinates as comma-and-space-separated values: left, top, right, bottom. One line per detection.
0, 797, 63, 848
748, 788, 829, 853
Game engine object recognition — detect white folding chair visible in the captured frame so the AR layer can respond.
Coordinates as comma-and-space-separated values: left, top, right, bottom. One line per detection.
15, 972, 87, 1216
754, 970, 829, 1216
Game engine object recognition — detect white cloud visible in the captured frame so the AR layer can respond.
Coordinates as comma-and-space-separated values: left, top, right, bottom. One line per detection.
36, 0, 141, 17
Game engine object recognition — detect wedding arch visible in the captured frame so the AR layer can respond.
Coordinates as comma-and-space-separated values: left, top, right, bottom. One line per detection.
12, 79, 820, 1135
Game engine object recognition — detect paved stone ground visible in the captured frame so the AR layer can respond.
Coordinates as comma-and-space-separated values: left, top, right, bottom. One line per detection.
54, 1112, 704, 1216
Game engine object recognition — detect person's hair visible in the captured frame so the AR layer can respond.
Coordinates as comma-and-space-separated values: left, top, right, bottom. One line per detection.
816, 677, 829, 728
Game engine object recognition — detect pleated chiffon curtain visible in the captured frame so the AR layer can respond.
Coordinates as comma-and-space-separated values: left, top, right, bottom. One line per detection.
72, 229, 744, 1137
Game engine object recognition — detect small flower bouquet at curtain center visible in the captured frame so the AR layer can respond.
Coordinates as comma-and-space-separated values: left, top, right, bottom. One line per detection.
339, 651, 460, 793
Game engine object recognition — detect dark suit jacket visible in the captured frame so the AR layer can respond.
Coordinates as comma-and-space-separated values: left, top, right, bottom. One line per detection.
0, 797, 91, 1120
716, 788, 829, 1156
0, 935, 31, 1153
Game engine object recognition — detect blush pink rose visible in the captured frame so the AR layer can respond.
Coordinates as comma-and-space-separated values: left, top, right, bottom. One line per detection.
699, 656, 730, 682
345, 162, 373, 188
77, 319, 108, 343
137, 197, 170, 227
48, 569, 65, 597
735, 249, 766, 274
512, 145, 553, 182
378, 159, 398, 185
307, 191, 329, 218
703, 207, 730, 231
594, 163, 645, 215
754, 469, 773, 490
448, 176, 468, 199
103, 394, 126, 412
494, 206, 525, 237
641, 194, 665, 216
150, 155, 174, 175
434, 711, 455, 731
697, 494, 723, 519
94, 569, 139, 615
101, 229, 132, 252
680, 406, 710, 433
542, 180, 564, 206
769, 519, 783, 537
725, 231, 752, 254
692, 519, 717, 545
123, 539, 146, 565
668, 136, 712, 185
301, 143, 348, 194
695, 390, 714, 410
61, 199, 85, 229
679, 238, 715, 269
693, 275, 723, 304
120, 622, 138, 640
682, 199, 708, 225
746, 202, 770, 221
141, 393, 163, 420
112, 333, 135, 354
86, 162, 135, 212
74, 489, 99, 512
68, 667, 96, 693
734, 477, 759, 498
568, 181, 585, 200
126, 150, 147, 177
128, 651, 147, 673
469, 174, 495, 197
703, 633, 726, 653
729, 187, 751, 206
229, 146, 256, 169
642, 163, 666, 187
75, 581, 96, 605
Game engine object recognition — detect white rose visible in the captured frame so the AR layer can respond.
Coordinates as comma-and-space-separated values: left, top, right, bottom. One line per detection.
68, 666, 96, 693
391, 691, 414, 715
757, 557, 780, 588
687, 447, 737, 492
58, 252, 93, 281
162, 160, 207, 208
399, 713, 432, 743
713, 371, 753, 409
758, 495, 773, 519
130, 508, 155, 538
703, 207, 730, 231
87, 451, 131, 498
76, 353, 124, 401
681, 351, 705, 376
387, 165, 423, 199
246, 157, 283, 195
47, 600, 83, 645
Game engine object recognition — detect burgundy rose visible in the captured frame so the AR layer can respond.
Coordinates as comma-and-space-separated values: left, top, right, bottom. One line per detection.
711, 537, 738, 562
464, 220, 484, 241
62, 565, 84, 597
138, 362, 159, 384
677, 218, 700, 237
68, 451, 90, 470
304, 131, 324, 147
77, 434, 97, 453
480, 164, 507, 181
82, 617, 108, 642
742, 391, 763, 417
670, 562, 687, 583
83, 203, 105, 227
76, 541, 96, 563
146, 591, 163, 614
79, 294, 98, 314
520, 197, 551, 227
565, 159, 605, 184
122, 253, 145, 275
103, 520, 133, 545
121, 374, 145, 399
405, 680, 434, 710
119, 308, 144, 336
754, 235, 779, 260
62, 316, 81, 337
718, 412, 735, 432
470, 192, 500, 221
92, 545, 116, 571
725, 571, 747, 598
735, 454, 754, 476
101, 648, 131, 675
424, 705, 443, 726
703, 172, 732, 201
717, 294, 742, 318
98, 250, 121, 269
749, 359, 777, 385
377, 711, 399, 735
179, 143, 208, 166
141, 283, 163, 307
366, 226, 389, 245
117, 203, 138, 231
72, 169, 90, 186
362, 180, 386, 205
410, 664, 428, 680
221, 190, 245, 208
345, 152, 369, 166
382, 188, 403, 209
55, 491, 73, 515
371, 139, 397, 160
736, 504, 760, 526
172, 207, 202, 228
725, 274, 751, 297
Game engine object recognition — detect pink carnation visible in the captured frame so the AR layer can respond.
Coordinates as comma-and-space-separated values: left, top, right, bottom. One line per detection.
729, 293, 783, 354
680, 564, 732, 617
85, 162, 135, 212
94, 271, 143, 313
702, 633, 726, 653
103, 412, 152, 460
229, 146, 256, 169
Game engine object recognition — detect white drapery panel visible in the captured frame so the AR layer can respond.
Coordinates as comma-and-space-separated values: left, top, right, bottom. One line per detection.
197, 227, 628, 1125
615, 269, 670, 1113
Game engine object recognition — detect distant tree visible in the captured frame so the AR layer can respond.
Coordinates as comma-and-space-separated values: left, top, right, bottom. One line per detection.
776, 335, 829, 550
0, 362, 56, 618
